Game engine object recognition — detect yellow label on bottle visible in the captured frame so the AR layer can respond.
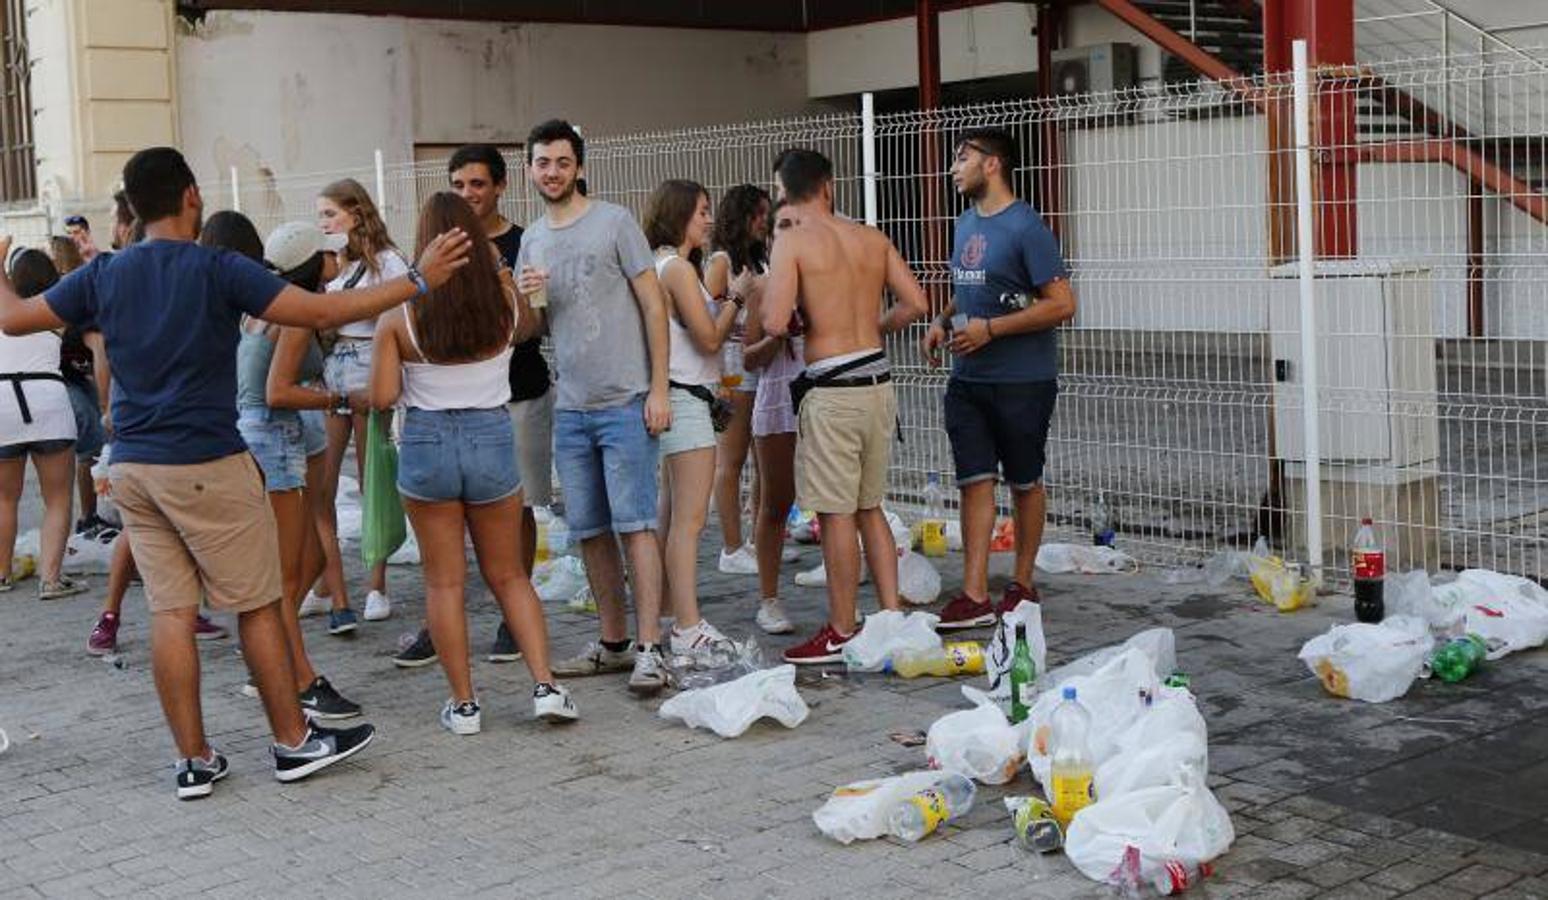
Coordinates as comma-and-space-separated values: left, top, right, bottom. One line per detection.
921, 521, 947, 557
1051, 769, 1094, 826
907, 788, 950, 836
944, 642, 986, 675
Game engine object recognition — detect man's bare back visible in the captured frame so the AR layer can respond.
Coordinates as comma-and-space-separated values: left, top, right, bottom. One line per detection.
762, 204, 928, 360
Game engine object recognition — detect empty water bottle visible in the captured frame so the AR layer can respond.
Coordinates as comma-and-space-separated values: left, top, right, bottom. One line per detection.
887, 773, 976, 841
1092, 493, 1116, 547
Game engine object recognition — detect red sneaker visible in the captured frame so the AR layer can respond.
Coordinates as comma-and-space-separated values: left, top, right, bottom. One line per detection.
88, 612, 120, 656
193, 614, 229, 641
936, 592, 996, 630
783, 624, 855, 665
995, 582, 1041, 617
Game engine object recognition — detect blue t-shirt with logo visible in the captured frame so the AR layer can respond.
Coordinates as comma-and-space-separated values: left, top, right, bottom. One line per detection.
950, 200, 1068, 383
45, 240, 288, 465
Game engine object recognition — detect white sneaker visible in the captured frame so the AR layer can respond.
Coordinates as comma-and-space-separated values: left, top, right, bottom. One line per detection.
742, 542, 800, 565
718, 546, 759, 576
669, 619, 733, 658
298, 591, 329, 618
439, 698, 481, 736
532, 683, 579, 723
780, 546, 800, 564
756, 599, 794, 635
364, 590, 391, 622
628, 646, 667, 696
794, 562, 869, 588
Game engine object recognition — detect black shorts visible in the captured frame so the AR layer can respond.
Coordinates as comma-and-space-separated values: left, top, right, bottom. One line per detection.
944, 378, 1057, 490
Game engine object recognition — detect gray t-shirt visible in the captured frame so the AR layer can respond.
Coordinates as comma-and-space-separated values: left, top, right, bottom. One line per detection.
519, 201, 655, 411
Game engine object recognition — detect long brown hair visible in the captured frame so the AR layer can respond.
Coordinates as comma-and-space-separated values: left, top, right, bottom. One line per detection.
411, 192, 511, 363
644, 179, 707, 269
47, 236, 84, 275
319, 178, 396, 276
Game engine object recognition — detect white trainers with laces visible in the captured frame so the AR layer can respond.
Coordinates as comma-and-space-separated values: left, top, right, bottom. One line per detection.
532, 683, 579, 722
628, 646, 667, 696
669, 619, 733, 658
298, 591, 330, 618
755, 598, 794, 635
717, 546, 759, 576
363, 590, 391, 622
439, 698, 481, 736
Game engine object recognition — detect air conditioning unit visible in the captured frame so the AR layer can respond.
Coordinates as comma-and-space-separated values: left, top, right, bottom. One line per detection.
1050, 43, 1137, 97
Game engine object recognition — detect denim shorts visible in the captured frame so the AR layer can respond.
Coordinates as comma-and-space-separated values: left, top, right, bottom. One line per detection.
397, 407, 521, 505
944, 378, 1058, 490
553, 396, 659, 540
658, 386, 717, 459
66, 380, 105, 460
300, 409, 328, 457
237, 408, 307, 492
0, 439, 74, 461
323, 339, 373, 394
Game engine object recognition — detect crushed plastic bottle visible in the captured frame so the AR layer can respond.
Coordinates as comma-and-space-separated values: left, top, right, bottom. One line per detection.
1428, 633, 1486, 683
887, 772, 976, 841
892, 642, 986, 678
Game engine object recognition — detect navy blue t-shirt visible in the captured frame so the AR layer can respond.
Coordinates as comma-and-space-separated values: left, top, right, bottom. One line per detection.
950, 200, 1068, 383
45, 240, 288, 465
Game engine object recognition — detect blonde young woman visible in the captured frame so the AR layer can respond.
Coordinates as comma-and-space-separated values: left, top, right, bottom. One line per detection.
306, 179, 406, 631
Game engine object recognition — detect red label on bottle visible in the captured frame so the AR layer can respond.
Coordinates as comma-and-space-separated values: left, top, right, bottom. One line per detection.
1352, 549, 1384, 580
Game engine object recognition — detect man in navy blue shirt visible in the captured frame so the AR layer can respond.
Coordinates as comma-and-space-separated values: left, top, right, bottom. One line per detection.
0, 147, 472, 799
923, 128, 1077, 629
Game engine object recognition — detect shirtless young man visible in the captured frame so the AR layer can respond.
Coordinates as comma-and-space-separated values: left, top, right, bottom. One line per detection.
759, 149, 930, 663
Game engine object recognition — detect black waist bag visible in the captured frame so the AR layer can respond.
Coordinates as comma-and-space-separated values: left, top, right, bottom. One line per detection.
670, 381, 733, 433
788, 351, 888, 417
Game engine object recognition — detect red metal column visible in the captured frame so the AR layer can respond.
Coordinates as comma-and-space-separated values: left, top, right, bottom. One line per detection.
1263, 0, 1358, 258
917, 0, 941, 109
1037, 1, 1065, 240
917, 0, 947, 313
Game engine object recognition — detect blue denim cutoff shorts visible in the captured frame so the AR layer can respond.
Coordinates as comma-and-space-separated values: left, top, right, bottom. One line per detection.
553, 396, 659, 540
237, 408, 306, 493
397, 407, 521, 505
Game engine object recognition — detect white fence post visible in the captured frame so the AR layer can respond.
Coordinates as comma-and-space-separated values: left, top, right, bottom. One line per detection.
229, 166, 241, 213
861, 92, 879, 227
374, 148, 387, 210
1292, 39, 1323, 577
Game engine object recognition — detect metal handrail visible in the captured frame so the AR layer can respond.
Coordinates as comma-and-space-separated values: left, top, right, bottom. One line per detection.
1355, 2, 1548, 73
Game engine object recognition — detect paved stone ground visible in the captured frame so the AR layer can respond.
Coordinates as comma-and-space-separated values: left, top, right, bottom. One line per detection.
4, 483, 1548, 898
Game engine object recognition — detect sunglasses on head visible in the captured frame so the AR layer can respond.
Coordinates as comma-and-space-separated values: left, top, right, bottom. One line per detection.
64, 216, 88, 228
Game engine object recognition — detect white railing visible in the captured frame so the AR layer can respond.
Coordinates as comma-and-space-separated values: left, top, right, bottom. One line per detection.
212, 47, 1548, 583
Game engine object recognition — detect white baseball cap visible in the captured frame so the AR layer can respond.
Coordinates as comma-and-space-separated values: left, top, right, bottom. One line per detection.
264, 221, 347, 274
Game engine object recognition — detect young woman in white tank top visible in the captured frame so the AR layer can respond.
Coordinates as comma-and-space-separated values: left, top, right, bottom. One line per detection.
645, 180, 739, 660
368, 192, 576, 733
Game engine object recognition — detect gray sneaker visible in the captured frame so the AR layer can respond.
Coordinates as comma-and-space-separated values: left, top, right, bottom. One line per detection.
38, 576, 88, 601
552, 640, 635, 677
628, 645, 667, 696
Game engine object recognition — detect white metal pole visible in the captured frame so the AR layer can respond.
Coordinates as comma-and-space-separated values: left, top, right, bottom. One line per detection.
861, 92, 879, 227
374, 148, 387, 210
1292, 39, 1323, 577
229, 166, 240, 213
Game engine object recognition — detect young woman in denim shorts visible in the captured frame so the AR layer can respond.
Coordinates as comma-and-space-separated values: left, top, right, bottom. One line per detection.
314, 178, 406, 625
203, 213, 363, 720
0, 247, 85, 599
369, 192, 576, 734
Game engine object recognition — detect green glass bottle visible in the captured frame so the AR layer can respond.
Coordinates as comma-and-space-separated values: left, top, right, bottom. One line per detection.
1010, 623, 1036, 723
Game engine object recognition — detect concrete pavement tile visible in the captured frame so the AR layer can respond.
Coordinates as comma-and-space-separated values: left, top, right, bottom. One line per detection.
1438, 865, 1526, 896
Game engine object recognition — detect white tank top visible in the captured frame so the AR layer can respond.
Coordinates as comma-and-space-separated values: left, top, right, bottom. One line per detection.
656, 253, 722, 388
399, 303, 514, 411
0, 331, 74, 447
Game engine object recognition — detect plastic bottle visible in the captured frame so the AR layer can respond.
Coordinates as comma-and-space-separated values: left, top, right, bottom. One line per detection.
887, 773, 977, 841
547, 517, 570, 557
1049, 686, 1095, 828
920, 474, 948, 558
1092, 493, 1116, 547
1429, 634, 1487, 683
1009, 624, 1037, 724
1351, 518, 1385, 623
892, 642, 986, 678
535, 521, 551, 565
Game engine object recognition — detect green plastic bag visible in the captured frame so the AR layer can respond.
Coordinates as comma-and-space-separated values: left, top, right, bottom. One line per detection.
361, 410, 407, 567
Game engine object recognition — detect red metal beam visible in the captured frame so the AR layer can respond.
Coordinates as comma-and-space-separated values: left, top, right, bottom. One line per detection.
1093, 0, 1241, 83
917, 0, 941, 110
1037, 0, 1065, 242
1343, 140, 1548, 225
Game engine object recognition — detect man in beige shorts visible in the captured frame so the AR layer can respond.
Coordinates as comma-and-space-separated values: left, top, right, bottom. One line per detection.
760, 148, 929, 664
0, 147, 472, 799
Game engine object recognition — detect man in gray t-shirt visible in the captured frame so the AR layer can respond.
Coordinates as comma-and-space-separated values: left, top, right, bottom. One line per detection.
514, 119, 676, 696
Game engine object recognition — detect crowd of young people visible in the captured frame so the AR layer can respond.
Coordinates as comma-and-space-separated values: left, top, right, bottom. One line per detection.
0, 119, 1073, 799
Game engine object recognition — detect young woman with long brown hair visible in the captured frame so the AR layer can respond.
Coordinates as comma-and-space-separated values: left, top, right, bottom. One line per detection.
370, 192, 575, 734
309, 178, 404, 631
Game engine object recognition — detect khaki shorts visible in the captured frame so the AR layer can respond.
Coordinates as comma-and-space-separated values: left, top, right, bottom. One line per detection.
110, 452, 282, 615
796, 382, 897, 515
509, 389, 555, 507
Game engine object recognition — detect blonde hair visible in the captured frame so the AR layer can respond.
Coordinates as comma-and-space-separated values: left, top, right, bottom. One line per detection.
318, 178, 396, 276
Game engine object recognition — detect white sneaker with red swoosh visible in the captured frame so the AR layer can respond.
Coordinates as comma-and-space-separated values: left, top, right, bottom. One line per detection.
782, 624, 856, 665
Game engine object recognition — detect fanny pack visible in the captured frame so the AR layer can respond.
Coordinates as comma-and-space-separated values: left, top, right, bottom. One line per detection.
670, 381, 733, 433
1, 371, 66, 425
788, 351, 889, 417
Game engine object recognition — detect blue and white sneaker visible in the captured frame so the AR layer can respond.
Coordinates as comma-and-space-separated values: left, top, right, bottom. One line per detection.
175, 750, 229, 800
272, 723, 375, 783
327, 608, 359, 636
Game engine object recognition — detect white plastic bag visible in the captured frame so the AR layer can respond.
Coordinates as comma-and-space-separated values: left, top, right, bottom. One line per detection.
813, 770, 950, 844
386, 531, 421, 565
884, 507, 912, 551
925, 686, 1030, 785
1386, 570, 1464, 634
985, 600, 1048, 703
841, 609, 941, 672
1065, 765, 1234, 887
62, 532, 115, 575
1026, 646, 1163, 788
658, 665, 809, 738
1297, 614, 1433, 703
1041, 628, 1177, 692
1436, 569, 1548, 660
534, 556, 589, 604
1037, 543, 1139, 575
1094, 686, 1209, 799
897, 550, 941, 606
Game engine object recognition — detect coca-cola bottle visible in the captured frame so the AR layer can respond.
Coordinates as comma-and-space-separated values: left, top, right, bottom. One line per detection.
1351, 518, 1385, 623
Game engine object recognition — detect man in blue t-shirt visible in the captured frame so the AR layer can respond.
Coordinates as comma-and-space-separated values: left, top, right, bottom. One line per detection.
923, 127, 1078, 629
0, 146, 472, 799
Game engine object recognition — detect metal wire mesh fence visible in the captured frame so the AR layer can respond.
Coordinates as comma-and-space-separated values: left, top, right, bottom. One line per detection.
210, 45, 1548, 583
